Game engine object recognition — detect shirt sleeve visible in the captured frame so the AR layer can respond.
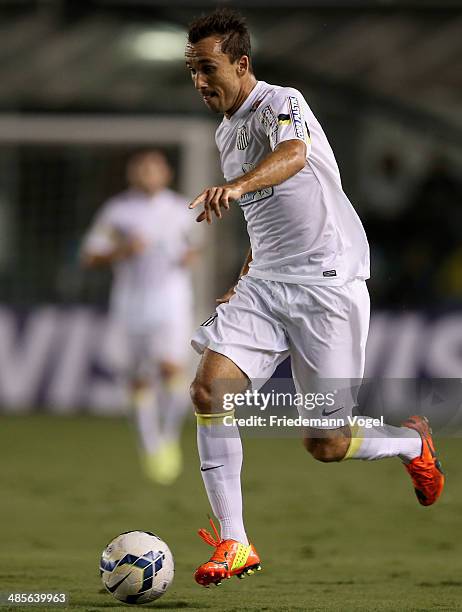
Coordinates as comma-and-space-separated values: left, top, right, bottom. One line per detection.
81, 204, 119, 256
258, 88, 311, 156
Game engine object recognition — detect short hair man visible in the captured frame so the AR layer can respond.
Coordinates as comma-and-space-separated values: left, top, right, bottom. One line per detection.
82, 150, 199, 485
185, 8, 444, 587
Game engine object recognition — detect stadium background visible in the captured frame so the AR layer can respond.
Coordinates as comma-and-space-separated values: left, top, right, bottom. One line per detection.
1, 1, 461, 610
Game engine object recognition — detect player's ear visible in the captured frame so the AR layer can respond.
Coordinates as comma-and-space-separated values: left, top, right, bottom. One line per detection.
237, 55, 249, 75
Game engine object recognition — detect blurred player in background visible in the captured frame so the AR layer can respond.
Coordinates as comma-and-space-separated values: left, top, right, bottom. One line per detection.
185, 8, 445, 587
81, 150, 199, 485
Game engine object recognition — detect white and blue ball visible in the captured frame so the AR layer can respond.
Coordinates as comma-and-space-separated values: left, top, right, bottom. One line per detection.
100, 531, 174, 604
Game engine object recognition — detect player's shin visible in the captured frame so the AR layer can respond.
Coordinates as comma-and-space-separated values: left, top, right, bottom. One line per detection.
196, 411, 249, 545
343, 423, 421, 462
160, 373, 189, 443
131, 385, 162, 454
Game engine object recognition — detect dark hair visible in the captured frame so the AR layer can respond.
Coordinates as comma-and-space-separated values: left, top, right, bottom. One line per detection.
188, 8, 252, 69
127, 148, 169, 166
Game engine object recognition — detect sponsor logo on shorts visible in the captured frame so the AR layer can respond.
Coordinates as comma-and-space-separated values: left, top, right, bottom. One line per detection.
323, 269, 337, 277
201, 313, 218, 327
278, 113, 291, 126
236, 125, 250, 150
287, 96, 305, 140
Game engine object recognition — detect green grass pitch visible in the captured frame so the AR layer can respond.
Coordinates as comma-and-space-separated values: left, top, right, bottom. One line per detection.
1, 415, 461, 611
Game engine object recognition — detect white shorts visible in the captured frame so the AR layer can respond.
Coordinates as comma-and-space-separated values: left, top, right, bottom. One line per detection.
121, 307, 193, 381
191, 276, 370, 426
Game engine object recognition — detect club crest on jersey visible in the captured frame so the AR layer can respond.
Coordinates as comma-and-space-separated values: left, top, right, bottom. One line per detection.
236, 125, 250, 150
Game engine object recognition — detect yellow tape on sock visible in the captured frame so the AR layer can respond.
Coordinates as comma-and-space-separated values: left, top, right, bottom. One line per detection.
196, 410, 234, 426
343, 425, 364, 460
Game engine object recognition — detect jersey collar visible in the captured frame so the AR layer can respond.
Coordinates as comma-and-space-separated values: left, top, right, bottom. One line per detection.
225, 80, 265, 122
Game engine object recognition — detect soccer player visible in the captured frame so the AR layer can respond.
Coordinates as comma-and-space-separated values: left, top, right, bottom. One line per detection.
81, 150, 199, 485
184, 8, 445, 586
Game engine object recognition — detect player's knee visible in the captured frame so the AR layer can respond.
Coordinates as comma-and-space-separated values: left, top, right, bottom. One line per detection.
303, 436, 345, 463
190, 378, 213, 413
160, 361, 182, 381
130, 378, 150, 393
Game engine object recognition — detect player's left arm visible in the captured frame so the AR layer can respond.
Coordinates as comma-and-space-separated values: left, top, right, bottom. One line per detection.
179, 247, 200, 268
81, 234, 146, 268
189, 139, 306, 223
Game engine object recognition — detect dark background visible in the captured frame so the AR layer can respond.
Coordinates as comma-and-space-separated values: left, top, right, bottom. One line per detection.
0, 0, 460, 313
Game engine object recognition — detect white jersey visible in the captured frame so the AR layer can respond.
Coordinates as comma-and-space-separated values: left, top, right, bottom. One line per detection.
82, 188, 196, 331
215, 80, 370, 286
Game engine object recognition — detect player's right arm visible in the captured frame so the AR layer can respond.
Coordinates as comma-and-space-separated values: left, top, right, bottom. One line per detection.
216, 247, 252, 304
189, 139, 305, 224
80, 205, 146, 268
81, 235, 145, 268
190, 88, 312, 224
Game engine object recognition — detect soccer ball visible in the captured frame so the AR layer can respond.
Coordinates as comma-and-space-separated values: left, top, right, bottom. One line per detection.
100, 531, 174, 604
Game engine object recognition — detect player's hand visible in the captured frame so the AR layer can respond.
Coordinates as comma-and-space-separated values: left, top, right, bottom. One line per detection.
216, 286, 236, 304
126, 236, 147, 255
114, 235, 147, 260
189, 183, 243, 224
178, 248, 199, 268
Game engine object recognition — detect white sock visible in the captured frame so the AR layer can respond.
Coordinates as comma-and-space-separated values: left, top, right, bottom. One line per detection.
345, 424, 422, 462
197, 414, 248, 545
132, 387, 162, 454
160, 379, 189, 444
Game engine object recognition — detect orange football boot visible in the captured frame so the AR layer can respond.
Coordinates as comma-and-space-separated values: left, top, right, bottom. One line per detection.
194, 517, 261, 587
402, 415, 445, 506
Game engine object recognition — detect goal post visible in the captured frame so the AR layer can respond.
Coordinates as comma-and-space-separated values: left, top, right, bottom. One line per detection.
0, 113, 220, 320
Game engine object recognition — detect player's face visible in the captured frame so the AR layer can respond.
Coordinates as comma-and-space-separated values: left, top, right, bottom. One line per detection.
185, 36, 244, 115
127, 154, 171, 194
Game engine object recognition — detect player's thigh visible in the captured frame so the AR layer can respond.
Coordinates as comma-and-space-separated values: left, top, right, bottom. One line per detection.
120, 310, 188, 384
191, 276, 289, 392
123, 330, 160, 384
288, 280, 370, 423
156, 296, 194, 367
125, 326, 186, 383
192, 348, 249, 414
